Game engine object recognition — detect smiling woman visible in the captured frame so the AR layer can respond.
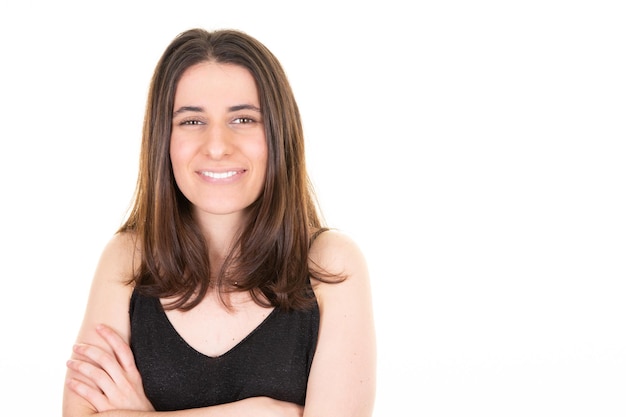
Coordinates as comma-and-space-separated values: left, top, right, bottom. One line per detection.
170, 62, 268, 219
61, 28, 376, 416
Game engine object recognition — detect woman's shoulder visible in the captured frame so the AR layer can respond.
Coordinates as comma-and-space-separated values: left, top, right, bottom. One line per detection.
309, 228, 367, 277
309, 229, 370, 311
104, 229, 139, 251
70, 231, 140, 351
302, 229, 376, 415
95, 230, 141, 285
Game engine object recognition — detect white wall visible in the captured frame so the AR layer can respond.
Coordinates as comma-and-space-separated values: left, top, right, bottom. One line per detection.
0, 1, 624, 415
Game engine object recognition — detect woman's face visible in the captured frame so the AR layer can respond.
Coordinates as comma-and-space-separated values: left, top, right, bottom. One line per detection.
170, 62, 268, 221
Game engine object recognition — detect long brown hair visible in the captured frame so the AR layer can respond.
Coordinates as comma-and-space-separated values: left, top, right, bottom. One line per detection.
120, 28, 332, 311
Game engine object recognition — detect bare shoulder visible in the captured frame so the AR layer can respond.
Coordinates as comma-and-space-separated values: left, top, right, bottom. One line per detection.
96, 230, 141, 283
304, 228, 377, 415
74, 231, 140, 345
309, 229, 371, 308
309, 229, 367, 275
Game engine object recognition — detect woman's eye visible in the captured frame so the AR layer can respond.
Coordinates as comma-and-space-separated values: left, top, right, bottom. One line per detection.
233, 117, 255, 124
180, 119, 204, 126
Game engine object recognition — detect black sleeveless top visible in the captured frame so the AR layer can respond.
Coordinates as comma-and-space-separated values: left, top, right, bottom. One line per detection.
129, 290, 320, 411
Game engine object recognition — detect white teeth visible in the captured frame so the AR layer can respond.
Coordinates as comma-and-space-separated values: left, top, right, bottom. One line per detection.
201, 170, 238, 179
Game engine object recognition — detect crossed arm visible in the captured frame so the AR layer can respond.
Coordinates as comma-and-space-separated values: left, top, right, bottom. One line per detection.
62, 230, 376, 417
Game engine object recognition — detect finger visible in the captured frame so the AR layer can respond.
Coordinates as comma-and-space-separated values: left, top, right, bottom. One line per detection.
67, 358, 116, 395
89, 327, 143, 394
73, 343, 126, 387
66, 375, 113, 412
65, 359, 99, 391
96, 324, 138, 373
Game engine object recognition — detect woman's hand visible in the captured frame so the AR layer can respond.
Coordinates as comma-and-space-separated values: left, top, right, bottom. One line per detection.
66, 324, 154, 413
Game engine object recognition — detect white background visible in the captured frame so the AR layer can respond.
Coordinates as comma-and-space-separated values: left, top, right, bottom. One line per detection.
0, 1, 625, 416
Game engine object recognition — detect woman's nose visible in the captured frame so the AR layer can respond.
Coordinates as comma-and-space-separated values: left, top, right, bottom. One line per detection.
203, 124, 232, 159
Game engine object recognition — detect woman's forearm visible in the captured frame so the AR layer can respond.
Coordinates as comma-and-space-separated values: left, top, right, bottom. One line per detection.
65, 397, 302, 417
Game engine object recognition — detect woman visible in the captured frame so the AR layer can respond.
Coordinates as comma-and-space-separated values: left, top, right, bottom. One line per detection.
63, 28, 376, 416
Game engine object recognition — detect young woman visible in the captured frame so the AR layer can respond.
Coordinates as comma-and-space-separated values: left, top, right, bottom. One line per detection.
63, 28, 376, 416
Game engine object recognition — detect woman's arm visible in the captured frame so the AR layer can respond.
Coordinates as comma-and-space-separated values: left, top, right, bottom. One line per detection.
63, 233, 303, 417
305, 230, 377, 417
62, 232, 145, 416
67, 324, 303, 417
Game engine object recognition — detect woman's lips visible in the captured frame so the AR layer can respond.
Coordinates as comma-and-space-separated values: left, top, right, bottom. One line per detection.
199, 170, 240, 179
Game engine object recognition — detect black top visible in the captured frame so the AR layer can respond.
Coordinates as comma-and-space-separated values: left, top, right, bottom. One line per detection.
129, 290, 320, 411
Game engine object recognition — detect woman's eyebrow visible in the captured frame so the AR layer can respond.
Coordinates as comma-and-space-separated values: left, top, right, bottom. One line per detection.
172, 104, 261, 116
173, 106, 204, 116
228, 104, 261, 113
